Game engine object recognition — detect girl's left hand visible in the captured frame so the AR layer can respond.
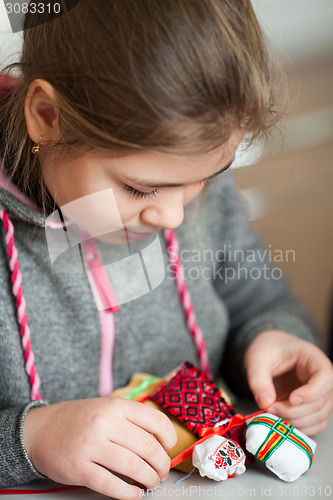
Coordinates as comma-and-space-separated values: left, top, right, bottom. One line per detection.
244, 330, 333, 436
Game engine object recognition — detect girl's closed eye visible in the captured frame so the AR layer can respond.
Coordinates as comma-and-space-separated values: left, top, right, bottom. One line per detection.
124, 177, 212, 201
124, 184, 159, 200
124, 178, 212, 200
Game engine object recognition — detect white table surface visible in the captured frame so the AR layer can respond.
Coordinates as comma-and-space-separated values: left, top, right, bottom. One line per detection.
1, 408, 332, 499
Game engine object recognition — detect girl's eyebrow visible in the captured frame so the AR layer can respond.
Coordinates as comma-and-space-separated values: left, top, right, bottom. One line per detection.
123, 156, 235, 188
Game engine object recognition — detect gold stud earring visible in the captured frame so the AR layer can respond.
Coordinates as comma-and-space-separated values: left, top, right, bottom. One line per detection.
32, 136, 42, 154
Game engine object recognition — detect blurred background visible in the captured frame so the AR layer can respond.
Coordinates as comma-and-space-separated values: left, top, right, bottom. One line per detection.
234, 0, 333, 356
0, 1, 333, 353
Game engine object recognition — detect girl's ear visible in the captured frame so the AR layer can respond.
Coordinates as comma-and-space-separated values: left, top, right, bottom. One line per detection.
24, 78, 61, 144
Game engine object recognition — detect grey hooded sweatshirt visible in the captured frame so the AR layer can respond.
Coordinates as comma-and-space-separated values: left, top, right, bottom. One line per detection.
0, 161, 317, 487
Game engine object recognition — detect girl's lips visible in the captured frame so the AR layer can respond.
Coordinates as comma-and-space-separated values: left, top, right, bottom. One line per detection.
125, 229, 156, 240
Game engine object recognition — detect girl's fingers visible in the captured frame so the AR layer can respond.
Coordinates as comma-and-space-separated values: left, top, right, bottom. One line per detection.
289, 366, 333, 406
79, 461, 143, 500
289, 400, 332, 434
91, 440, 161, 491
270, 396, 333, 435
109, 420, 171, 481
271, 393, 328, 420
295, 420, 331, 437
122, 400, 177, 452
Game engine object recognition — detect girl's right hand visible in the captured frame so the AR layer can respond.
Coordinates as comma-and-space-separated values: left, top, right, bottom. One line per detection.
23, 396, 177, 499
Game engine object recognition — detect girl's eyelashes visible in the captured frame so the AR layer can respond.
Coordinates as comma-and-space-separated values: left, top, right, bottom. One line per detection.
124, 178, 211, 200
124, 184, 159, 200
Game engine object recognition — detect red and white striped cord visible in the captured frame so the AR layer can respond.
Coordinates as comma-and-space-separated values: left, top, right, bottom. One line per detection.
0, 210, 41, 400
164, 229, 213, 380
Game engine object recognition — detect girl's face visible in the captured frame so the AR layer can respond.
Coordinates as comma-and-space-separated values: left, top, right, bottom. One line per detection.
42, 129, 243, 244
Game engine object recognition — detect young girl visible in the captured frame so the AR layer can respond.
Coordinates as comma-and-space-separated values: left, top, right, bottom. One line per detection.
0, 1, 332, 498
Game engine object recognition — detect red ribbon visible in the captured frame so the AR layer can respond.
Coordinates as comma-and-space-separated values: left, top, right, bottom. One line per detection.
170, 394, 288, 469
0, 486, 84, 495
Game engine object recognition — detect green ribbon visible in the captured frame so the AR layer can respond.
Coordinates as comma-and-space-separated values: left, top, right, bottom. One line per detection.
124, 375, 159, 399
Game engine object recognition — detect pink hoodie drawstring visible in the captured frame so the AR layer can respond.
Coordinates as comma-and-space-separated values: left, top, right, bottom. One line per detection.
164, 229, 213, 380
0, 210, 41, 400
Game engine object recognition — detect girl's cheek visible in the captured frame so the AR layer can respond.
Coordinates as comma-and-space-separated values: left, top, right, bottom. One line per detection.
112, 191, 142, 223
184, 184, 205, 205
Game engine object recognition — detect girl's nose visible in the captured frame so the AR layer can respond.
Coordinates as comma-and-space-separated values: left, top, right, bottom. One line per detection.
140, 190, 185, 230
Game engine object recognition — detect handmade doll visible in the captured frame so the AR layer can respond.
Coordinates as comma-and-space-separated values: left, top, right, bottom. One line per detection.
112, 361, 316, 483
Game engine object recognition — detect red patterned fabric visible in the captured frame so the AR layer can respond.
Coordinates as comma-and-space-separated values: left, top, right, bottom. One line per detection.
150, 361, 234, 436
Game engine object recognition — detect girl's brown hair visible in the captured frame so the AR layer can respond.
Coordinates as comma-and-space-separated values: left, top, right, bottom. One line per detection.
0, 0, 277, 214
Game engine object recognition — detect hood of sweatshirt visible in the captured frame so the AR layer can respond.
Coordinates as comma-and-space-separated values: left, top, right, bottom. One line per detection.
0, 167, 46, 227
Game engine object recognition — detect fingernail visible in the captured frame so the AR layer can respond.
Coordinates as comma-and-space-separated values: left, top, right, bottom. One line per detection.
257, 392, 273, 408
291, 395, 303, 406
